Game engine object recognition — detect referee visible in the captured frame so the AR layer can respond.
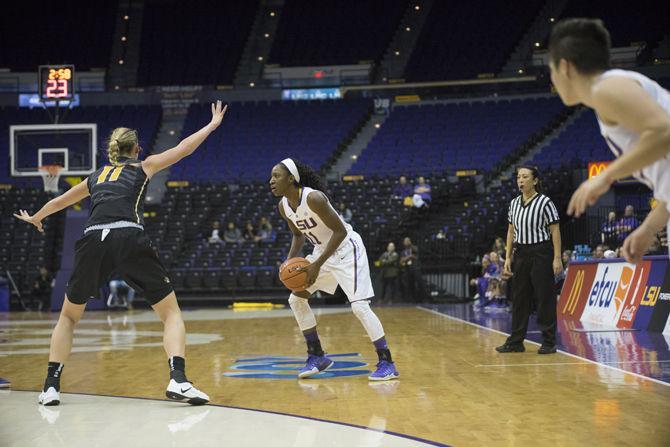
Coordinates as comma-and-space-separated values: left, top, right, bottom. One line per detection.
496, 166, 563, 354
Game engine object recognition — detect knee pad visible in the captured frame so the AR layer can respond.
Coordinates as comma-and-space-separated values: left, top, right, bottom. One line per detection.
289, 294, 316, 331
351, 300, 385, 341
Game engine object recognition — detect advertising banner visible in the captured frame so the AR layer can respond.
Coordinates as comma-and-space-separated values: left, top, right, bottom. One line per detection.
581, 261, 650, 328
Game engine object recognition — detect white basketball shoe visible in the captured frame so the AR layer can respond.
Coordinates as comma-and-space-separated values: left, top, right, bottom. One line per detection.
165, 379, 209, 405
38, 387, 61, 406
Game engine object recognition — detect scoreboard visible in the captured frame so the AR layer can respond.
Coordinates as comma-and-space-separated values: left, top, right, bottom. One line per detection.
38, 65, 75, 101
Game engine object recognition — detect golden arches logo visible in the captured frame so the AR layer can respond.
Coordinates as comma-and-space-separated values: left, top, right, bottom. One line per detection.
562, 270, 585, 315
588, 162, 611, 179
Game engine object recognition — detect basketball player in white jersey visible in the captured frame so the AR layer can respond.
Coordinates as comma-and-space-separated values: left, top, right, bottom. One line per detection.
548, 18, 670, 261
270, 158, 399, 381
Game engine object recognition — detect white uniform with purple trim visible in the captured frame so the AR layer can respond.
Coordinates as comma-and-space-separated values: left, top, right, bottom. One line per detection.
596, 69, 670, 253
281, 187, 374, 302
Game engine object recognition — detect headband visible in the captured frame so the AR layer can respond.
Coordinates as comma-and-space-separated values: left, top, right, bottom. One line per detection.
281, 158, 300, 183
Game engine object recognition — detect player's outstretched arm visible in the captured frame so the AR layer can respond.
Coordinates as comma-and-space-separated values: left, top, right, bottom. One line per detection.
568, 78, 670, 217
142, 100, 227, 177
13, 180, 90, 232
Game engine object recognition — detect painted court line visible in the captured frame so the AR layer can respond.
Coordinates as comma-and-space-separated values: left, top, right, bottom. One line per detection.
416, 306, 670, 388
475, 359, 670, 368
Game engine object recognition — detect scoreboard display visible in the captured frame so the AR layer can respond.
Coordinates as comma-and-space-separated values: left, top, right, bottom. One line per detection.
38, 65, 75, 101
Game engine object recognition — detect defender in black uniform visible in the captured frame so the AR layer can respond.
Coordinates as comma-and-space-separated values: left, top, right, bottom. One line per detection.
15, 101, 227, 406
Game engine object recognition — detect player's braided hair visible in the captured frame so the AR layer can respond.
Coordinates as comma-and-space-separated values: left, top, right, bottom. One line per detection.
107, 128, 138, 165
291, 159, 330, 198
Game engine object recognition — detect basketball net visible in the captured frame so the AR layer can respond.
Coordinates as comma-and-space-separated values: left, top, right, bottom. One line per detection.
38, 165, 63, 194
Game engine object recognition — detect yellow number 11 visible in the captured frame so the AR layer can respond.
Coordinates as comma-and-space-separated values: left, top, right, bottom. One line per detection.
96, 166, 124, 184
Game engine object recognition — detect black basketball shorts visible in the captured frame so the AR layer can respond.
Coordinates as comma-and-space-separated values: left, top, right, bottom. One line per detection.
66, 228, 173, 305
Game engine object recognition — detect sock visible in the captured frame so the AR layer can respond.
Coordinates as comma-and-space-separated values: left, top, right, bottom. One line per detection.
373, 337, 393, 363
303, 328, 324, 356
169, 356, 187, 383
44, 362, 63, 392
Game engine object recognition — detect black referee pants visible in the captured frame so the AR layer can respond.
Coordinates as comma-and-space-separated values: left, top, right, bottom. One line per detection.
506, 242, 557, 347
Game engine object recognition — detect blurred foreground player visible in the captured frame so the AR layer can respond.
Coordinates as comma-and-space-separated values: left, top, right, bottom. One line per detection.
548, 18, 670, 260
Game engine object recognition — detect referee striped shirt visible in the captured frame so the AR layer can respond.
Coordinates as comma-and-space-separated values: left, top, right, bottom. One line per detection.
508, 193, 560, 244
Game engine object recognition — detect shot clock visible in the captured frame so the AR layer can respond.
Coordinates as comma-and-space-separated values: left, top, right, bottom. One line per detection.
38, 65, 75, 101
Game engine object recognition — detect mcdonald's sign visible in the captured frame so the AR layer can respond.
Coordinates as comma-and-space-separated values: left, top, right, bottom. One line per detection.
563, 270, 585, 316
588, 161, 611, 179
558, 263, 598, 321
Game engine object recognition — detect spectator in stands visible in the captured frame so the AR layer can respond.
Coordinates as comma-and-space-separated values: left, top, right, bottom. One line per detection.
561, 250, 572, 269
243, 222, 260, 242
400, 237, 424, 301
413, 176, 432, 207
472, 252, 507, 309
471, 255, 490, 304
338, 202, 353, 223
555, 249, 573, 293
392, 176, 413, 199
601, 211, 618, 248
617, 205, 639, 243
492, 236, 506, 259
378, 242, 400, 303
257, 216, 273, 241
31, 266, 54, 311
592, 244, 606, 259
208, 221, 223, 244
224, 221, 242, 243
107, 278, 136, 309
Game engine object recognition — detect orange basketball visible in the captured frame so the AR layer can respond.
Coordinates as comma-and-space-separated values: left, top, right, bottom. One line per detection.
279, 257, 311, 292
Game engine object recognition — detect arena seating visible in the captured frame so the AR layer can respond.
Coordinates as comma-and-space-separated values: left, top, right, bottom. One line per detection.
173, 99, 371, 182
530, 110, 612, 169
421, 169, 574, 264
140, 169, 485, 294
137, 0, 258, 86
349, 97, 564, 176
557, 0, 670, 47
268, 0, 407, 67
0, 188, 64, 298
0, 1, 117, 71
404, 0, 544, 81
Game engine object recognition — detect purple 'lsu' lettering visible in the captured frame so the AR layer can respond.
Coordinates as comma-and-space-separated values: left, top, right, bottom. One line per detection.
295, 218, 317, 231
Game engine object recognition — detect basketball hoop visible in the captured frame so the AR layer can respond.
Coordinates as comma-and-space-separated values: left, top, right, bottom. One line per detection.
38, 165, 64, 194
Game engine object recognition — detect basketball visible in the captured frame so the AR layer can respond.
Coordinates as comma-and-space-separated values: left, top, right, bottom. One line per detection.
279, 257, 311, 291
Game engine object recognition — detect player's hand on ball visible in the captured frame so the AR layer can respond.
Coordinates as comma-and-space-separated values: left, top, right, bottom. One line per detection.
567, 175, 611, 217
209, 100, 228, 129
622, 227, 655, 264
297, 263, 321, 287
13, 210, 44, 233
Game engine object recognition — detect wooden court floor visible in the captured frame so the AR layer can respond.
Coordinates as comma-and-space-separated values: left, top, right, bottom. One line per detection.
1, 306, 669, 446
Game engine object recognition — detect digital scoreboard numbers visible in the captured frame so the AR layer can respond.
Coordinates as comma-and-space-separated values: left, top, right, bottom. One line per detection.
38, 65, 75, 101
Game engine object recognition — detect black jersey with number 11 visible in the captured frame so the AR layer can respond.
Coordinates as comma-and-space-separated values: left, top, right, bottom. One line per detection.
85, 156, 149, 228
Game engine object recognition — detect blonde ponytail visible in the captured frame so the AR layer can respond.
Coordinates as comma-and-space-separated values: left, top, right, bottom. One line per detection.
107, 127, 138, 165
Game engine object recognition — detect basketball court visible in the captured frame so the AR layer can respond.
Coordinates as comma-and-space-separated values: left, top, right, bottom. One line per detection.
1, 305, 669, 446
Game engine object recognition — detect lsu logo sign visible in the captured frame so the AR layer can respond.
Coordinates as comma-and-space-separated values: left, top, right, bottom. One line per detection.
588, 161, 611, 179
580, 261, 650, 328
558, 263, 598, 320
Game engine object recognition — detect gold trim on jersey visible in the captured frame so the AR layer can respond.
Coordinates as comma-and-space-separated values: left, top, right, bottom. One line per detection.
134, 177, 149, 223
